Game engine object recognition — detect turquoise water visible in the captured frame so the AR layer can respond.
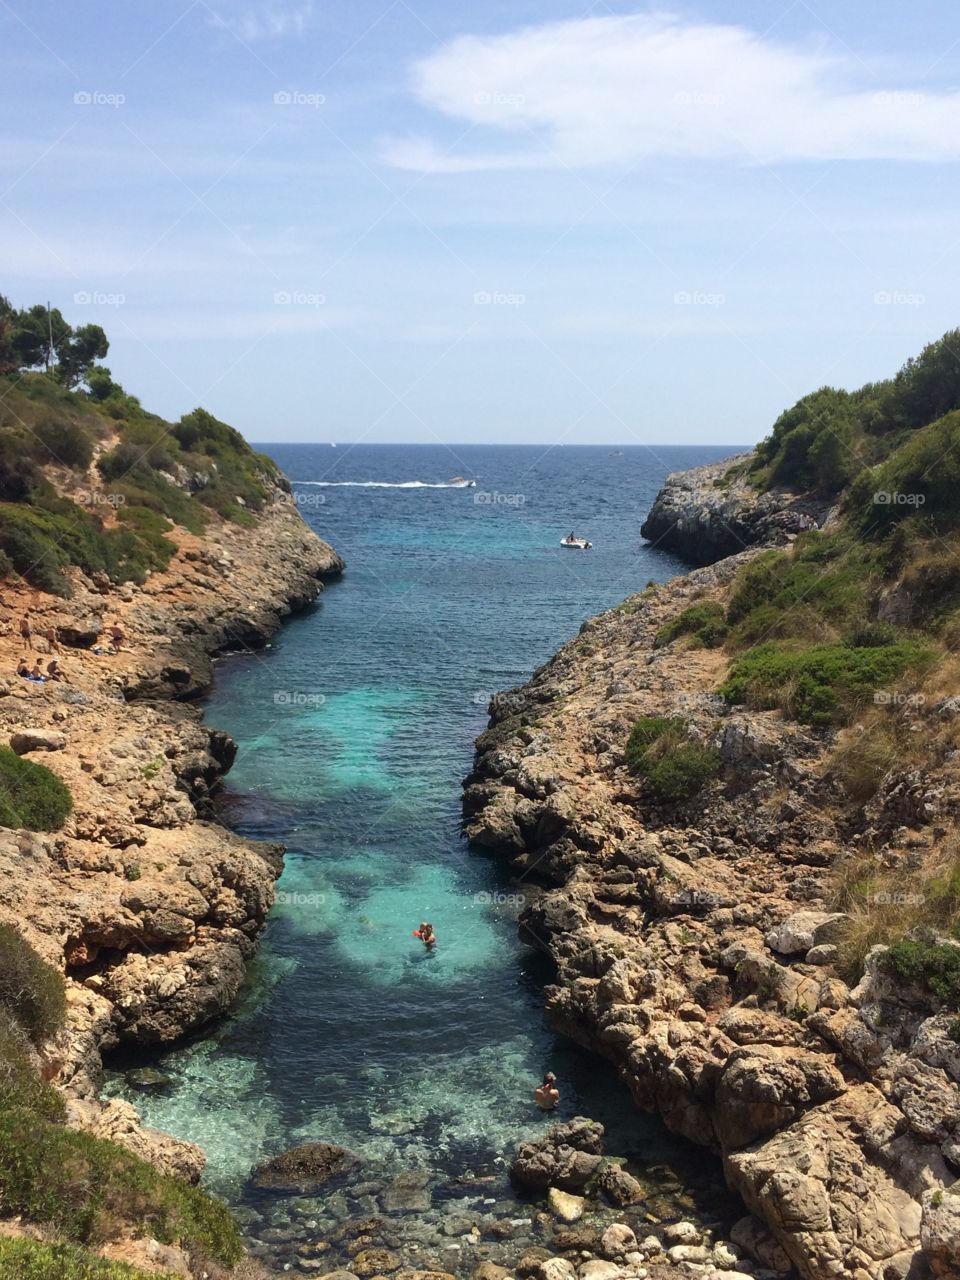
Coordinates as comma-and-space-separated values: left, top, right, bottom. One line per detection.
106, 444, 745, 1268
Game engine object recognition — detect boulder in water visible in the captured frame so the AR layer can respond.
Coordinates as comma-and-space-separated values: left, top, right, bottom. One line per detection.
511, 1116, 604, 1191
251, 1141, 360, 1193
546, 1187, 584, 1222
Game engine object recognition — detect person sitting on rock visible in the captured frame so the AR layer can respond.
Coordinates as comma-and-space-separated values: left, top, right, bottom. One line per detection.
16, 656, 30, 678
46, 658, 65, 682
535, 1072, 560, 1111
29, 659, 46, 683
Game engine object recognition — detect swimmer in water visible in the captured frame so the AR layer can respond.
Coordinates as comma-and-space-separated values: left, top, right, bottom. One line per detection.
534, 1072, 560, 1111
418, 921, 436, 949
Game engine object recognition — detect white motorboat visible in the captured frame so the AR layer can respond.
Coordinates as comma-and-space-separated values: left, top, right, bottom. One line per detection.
447, 476, 476, 487
560, 535, 592, 549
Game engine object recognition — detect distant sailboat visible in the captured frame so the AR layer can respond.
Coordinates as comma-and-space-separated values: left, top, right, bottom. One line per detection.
330, 442, 337, 448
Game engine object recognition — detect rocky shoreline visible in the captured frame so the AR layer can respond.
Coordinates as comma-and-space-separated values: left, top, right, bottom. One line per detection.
639, 457, 833, 565
0, 491, 343, 1191
464, 463, 960, 1280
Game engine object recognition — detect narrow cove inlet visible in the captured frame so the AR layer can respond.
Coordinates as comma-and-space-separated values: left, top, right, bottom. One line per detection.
106, 443, 743, 1275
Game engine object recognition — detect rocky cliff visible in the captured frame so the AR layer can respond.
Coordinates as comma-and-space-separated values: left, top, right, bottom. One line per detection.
463, 537, 960, 1279
0, 491, 343, 1181
639, 456, 834, 565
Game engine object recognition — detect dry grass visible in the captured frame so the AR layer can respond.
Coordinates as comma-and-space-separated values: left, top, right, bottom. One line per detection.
830, 834, 960, 981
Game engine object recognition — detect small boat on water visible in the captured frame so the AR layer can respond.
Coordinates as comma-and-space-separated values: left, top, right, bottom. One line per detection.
447, 476, 476, 487
560, 533, 592, 550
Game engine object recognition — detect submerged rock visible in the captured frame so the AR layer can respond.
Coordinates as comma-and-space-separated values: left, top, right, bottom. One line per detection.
546, 1188, 584, 1222
252, 1141, 360, 1193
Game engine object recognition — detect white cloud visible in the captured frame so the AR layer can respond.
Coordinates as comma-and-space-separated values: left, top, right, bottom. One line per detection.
208, 2, 312, 43
384, 12, 960, 171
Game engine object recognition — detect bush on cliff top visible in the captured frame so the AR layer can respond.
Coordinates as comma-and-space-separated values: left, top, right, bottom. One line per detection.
0, 1237, 175, 1279
625, 717, 722, 802
0, 922, 66, 1045
719, 640, 930, 725
0, 746, 73, 832
881, 935, 960, 1007
0, 1109, 243, 1266
655, 600, 728, 649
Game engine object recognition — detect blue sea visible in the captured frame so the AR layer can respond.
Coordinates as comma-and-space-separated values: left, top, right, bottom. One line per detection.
106, 443, 745, 1266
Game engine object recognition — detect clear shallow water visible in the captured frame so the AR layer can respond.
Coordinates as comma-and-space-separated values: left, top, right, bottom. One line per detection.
106, 444, 746, 1271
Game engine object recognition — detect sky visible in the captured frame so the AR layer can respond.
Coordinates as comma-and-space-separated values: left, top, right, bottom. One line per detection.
2, 0, 960, 445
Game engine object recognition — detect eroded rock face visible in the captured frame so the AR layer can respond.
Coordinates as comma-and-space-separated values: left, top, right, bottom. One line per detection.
0, 494, 343, 1171
639, 456, 833, 565
463, 529, 960, 1280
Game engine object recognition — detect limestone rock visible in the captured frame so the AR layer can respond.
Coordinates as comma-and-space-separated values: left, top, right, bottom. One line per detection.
511, 1117, 604, 1191
9, 727, 66, 754
547, 1187, 584, 1222
599, 1225, 637, 1260
251, 1141, 360, 1192
921, 1187, 960, 1277
764, 912, 847, 957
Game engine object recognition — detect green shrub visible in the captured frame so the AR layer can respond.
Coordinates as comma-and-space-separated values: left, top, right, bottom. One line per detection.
32, 417, 95, 470
0, 747, 73, 832
0, 1110, 243, 1265
0, 923, 67, 1044
882, 936, 960, 1007
655, 600, 728, 649
624, 716, 684, 770
851, 411, 960, 537
0, 1236, 176, 1279
719, 640, 930, 725
625, 717, 721, 802
641, 742, 723, 802
0, 1010, 65, 1119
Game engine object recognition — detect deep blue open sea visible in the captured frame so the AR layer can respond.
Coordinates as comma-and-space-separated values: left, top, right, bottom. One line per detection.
106, 443, 745, 1266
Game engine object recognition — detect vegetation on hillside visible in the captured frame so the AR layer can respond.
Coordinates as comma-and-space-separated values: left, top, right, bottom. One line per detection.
0, 296, 282, 595
684, 327, 960, 981
0, 747, 73, 831
0, 1238, 173, 1280
749, 328, 960, 495
0, 923, 244, 1272
625, 715, 722, 802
